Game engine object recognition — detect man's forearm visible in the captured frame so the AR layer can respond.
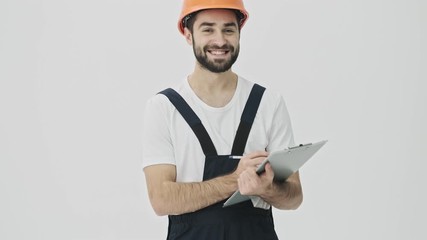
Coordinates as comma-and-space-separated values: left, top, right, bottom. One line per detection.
154, 173, 238, 216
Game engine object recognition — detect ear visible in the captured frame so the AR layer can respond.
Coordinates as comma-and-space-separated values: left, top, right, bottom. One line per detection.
183, 27, 193, 46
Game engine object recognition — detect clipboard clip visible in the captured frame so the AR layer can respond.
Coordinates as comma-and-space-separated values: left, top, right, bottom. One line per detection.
288, 143, 312, 149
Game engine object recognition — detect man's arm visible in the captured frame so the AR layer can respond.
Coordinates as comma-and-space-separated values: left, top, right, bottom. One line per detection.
238, 163, 303, 210
143, 151, 268, 216
144, 164, 237, 216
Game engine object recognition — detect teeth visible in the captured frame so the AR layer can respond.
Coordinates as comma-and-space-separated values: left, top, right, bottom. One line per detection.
210, 50, 227, 55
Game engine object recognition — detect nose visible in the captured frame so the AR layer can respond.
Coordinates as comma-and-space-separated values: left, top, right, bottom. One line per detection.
211, 31, 227, 47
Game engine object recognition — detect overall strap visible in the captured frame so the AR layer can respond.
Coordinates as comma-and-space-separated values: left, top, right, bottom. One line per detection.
158, 88, 217, 156
231, 84, 266, 156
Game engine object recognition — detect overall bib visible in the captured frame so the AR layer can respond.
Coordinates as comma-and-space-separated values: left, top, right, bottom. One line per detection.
159, 84, 279, 240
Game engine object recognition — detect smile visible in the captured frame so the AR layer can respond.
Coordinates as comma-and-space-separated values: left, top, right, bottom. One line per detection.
207, 49, 230, 56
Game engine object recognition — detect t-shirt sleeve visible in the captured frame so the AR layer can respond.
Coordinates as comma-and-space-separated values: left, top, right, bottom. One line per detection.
267, 96, 295, 152
142, 95, 176, 169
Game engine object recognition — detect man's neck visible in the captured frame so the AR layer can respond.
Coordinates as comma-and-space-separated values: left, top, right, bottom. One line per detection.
187, 64, 238, 108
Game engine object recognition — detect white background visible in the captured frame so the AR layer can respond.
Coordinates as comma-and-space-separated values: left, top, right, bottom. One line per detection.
1, 0, 426, 239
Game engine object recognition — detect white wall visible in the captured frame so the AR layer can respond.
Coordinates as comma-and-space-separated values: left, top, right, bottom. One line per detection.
0, 0, 426, 239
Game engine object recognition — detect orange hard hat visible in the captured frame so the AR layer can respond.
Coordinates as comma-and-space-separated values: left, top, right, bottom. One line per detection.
178, 0, 249, 35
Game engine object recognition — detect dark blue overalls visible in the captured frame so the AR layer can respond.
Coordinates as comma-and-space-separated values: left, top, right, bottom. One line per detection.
159, 84, 279, 240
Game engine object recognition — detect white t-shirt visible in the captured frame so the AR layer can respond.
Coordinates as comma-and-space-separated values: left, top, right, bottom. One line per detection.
142, 76, 295, 182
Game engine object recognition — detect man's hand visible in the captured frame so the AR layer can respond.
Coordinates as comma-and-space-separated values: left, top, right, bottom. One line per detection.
233, 151, 268, 176
235, 154, 303, 210
238, 162, 274, 196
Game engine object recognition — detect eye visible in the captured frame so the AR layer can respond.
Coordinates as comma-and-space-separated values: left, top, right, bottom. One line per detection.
224, 29, 236, 34
202, 28, 213, 33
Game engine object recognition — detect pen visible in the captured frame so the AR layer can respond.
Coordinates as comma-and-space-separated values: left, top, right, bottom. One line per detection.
229, 155, 243, 159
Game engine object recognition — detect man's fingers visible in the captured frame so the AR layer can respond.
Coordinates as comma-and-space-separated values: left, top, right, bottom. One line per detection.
241, 152, 268, 166
234, 151, 269, 176
263, 162, 275, 180
244, 151, 269, 159
238, 168, 258, 195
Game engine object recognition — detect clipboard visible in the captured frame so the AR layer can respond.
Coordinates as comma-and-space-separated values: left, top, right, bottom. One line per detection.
223, 140, 328, 207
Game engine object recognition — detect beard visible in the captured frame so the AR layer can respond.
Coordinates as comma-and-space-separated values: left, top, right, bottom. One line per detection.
192, 39, 240, 73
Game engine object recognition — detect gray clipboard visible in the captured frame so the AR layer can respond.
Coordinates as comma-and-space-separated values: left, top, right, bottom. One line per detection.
223, 140, 328, 207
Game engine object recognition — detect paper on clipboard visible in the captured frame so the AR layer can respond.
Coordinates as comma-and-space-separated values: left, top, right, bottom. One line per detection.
223, 140, 328, 207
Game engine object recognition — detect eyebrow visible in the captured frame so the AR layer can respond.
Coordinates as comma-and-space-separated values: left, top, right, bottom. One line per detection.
224, 22, 238, 28
198, 22, 238, 29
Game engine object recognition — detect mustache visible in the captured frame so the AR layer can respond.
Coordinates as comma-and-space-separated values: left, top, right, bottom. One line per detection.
203, 44, 235, 52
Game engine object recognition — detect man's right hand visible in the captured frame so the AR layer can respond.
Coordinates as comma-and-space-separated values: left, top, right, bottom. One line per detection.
233, 151, 269, 176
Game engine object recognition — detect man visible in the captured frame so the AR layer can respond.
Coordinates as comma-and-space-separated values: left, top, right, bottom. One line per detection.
142, 0, 303, 239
